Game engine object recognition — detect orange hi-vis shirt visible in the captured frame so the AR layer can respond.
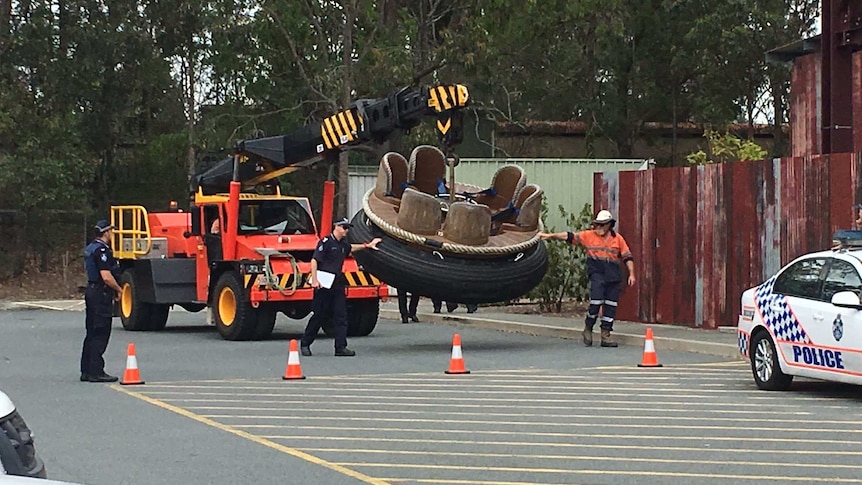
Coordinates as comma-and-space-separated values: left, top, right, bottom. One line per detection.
571, 230, 633, 282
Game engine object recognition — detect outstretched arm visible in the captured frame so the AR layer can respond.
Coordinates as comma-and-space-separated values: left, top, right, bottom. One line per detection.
539, 231, 578, 245
350, 237, 382, 253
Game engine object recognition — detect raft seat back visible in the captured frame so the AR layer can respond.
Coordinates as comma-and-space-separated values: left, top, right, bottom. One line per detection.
474, 165, 527, 211
408, 145, 448, 196
375, 152, 409, 199
444, 202, 491, 246
514, 184, 543, 230
397, 188, 443, 235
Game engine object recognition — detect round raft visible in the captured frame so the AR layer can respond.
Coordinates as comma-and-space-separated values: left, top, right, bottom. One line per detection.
348, 145, 549, 304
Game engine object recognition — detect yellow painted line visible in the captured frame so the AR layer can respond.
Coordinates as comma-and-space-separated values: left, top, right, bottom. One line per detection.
174, 401, 819, 416
253, 425, 862, 445
268, 434, 862, 456
110, 386, 391, 485
381, 481, 582, 485
339, 462, 862, 482
143, 391, 854, 408
301, 447, 862, 470
206, 414, 862, 434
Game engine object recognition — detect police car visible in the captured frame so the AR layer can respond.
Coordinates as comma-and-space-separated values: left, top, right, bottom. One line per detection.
738, 231, 862, 390
0, 390, 45, 479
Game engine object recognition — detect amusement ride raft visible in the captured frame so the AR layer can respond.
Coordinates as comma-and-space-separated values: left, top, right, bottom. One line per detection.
349, 145, 548, 304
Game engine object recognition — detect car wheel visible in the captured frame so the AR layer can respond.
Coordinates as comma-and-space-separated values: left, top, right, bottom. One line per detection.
750, 331, 793, 391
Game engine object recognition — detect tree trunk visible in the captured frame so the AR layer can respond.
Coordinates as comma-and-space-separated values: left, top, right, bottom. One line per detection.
186, 35, 196, 181
771, 73, 787, 157
336, 0, 357, 218
1, 0, 12, 53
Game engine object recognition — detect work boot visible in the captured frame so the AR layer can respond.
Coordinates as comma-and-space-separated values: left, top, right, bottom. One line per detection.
582, 326, 593, 347
600, 329, 618, 348
334, 348, 356, 357
88, 373, 119, 383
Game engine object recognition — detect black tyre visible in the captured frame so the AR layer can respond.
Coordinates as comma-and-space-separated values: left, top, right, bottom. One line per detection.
348, 210, 548, 304
148, 304, 170, 331
347, 298, 379, 336
252, 309, 277, 340
213, 271, 257, 341
750, 331, 793, 391
119, 270, 153, 331
0, 428, 27, 476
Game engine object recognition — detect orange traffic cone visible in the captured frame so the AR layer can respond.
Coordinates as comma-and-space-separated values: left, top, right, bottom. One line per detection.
638, 327, 663, 368
445, 333, 470, 374
120, 342, 145, 385
282, 339, 306, 380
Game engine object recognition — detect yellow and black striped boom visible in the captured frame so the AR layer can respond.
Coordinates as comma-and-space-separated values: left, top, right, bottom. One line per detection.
194, 84, 469, 194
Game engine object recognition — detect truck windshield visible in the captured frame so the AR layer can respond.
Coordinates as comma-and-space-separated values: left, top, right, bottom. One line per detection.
238, 199, 315, 235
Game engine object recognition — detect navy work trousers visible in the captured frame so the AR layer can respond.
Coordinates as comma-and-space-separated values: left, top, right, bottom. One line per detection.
301, 286, 348, 350
81, 286, 114, 376
584, 278, 622, 331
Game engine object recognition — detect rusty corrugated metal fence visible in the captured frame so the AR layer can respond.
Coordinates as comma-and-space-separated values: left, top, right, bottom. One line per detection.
595, 153, 862, 329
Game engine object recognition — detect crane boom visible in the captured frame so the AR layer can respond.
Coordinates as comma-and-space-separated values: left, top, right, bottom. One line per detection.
193, 84, 469, 194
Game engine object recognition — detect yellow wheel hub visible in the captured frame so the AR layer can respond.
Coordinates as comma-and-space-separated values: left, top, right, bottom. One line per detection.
121, 283, 133, 318
218, 286, 237, 327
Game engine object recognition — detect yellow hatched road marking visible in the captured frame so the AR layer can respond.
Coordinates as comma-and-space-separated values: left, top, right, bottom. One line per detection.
339, 462, 862, 483
301, 447, 862, 470
110, 386, 391, 485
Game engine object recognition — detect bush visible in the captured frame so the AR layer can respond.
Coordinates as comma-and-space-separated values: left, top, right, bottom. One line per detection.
526, 202, 594, 312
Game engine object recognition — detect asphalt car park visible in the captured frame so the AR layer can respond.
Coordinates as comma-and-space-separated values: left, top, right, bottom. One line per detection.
2, 308, 862, 484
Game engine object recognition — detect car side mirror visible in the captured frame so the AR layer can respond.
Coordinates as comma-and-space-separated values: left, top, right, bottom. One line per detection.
831, 291, 862, 309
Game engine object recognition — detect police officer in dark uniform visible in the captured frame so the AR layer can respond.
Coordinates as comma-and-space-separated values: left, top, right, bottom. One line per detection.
80, 220, 123, 382
300, 218, 381, 357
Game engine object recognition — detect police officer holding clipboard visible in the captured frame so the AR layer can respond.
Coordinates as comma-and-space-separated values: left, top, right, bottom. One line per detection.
80, 219, 123, 382
300, 218, 381, 357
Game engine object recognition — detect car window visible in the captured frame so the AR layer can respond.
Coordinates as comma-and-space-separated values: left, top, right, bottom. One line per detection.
821, 259, 862, 302
773, 257, 828, 300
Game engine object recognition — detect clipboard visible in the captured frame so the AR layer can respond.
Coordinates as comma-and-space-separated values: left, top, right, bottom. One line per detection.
316, 271, 336, 289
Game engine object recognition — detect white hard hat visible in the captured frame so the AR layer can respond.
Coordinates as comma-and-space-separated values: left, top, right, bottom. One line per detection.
593, 210, 615, 225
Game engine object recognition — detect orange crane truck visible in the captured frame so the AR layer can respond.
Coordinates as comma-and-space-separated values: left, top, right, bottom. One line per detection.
110, 83, 469, 340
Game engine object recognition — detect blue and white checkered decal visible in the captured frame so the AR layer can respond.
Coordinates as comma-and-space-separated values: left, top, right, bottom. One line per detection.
738, 331, 749, 356
754, 275, 811, 344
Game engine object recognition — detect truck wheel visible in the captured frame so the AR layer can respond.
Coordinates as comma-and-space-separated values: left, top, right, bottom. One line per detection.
148, 304, 170, 331
347, 298, 379, 337
119, 270, 153, 331
750, 331, 793, 391
252, 309, 276, 340
213, 272, 256, 341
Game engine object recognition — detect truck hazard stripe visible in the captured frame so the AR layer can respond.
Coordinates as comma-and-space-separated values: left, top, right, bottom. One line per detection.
242, 272, 380, 290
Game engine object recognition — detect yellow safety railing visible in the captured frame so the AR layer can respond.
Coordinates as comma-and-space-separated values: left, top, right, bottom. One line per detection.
110, 205, 152, 259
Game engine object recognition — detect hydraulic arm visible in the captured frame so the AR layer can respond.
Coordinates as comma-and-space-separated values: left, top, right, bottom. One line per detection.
193, 84, 469, 194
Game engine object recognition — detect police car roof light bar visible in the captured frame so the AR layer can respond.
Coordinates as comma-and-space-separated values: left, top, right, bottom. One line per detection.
832, 230, 862, 249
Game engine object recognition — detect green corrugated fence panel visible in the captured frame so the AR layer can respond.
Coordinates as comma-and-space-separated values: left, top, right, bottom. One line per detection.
455, 159, 651, 231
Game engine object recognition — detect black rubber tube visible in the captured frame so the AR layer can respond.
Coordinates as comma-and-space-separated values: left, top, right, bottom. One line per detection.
348, 210, 547, 304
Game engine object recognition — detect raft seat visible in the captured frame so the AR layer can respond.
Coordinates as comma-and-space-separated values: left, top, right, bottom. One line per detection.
408, 145, 448, 196
444, 202, 492, 246
374, 152, 409, 204
468, 164, 527, 213
499, 184, 544, 232
397, 188, 443, 236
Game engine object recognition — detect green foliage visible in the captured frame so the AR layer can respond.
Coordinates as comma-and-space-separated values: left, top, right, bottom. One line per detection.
526, 203, 594, 312
686, 129, 769, 165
